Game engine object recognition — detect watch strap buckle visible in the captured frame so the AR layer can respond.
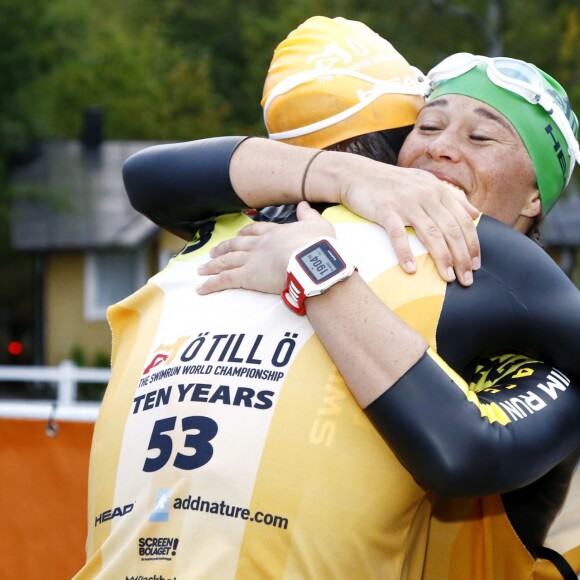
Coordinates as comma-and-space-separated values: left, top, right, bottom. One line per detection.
281, 273, 307, 315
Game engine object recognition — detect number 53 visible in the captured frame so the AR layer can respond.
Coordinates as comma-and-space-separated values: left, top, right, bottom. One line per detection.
143, 415, 218, 472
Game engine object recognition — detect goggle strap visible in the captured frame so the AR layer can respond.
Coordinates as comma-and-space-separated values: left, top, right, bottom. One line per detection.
264, 67, 427, 140
269, 85, 416, 141
549, 105, 580, 185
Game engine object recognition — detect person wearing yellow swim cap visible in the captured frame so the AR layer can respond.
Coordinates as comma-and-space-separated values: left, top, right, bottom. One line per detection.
80, 16, 580, 580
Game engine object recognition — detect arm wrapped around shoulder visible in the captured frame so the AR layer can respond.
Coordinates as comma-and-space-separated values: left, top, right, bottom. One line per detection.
122, 136, 250, 239
365, 350, 580, 497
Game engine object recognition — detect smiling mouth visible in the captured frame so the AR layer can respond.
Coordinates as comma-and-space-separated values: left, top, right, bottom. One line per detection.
443, 182, 467, 196
427, 170, 467, 195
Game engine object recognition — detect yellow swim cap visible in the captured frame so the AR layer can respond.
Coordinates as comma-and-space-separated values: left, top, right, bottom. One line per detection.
262, 16, 426, 149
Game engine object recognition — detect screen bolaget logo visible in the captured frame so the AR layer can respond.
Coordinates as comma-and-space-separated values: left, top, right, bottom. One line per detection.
150, 489, 171, 522
138, 537, 179, 560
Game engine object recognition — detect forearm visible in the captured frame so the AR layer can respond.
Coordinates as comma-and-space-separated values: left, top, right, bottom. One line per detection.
230, 136, 410, 209
230, 137, 347, 207
305, 271, 580, 497
125, 135, 482, 283
367, 353, 580, 497
122, 136, 337, 237
304, 272, 428, 408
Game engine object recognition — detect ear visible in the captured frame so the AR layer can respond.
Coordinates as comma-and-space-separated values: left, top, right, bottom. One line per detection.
520, 189, 541, 218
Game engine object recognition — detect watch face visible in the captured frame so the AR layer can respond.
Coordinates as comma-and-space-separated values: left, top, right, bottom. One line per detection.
297, 239, 346, 284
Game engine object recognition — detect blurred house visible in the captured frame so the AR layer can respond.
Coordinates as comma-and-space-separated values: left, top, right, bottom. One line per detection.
9, 109, 183, 366
542, 184, 580, 281
9, 109, 580, 367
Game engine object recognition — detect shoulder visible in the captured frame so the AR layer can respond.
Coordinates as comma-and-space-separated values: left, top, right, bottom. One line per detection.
478, 215, 546, 258
177, 213, 255, 258
477, 215, 570, 288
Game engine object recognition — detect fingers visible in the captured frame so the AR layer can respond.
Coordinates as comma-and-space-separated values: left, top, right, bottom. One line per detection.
381, 214, 417, 274
198, 222, 290, 296
423, 209, 478, 286
410, 182, 480, 286
431, 221, 470, 285
197, 269, 242, 295
238, 221, 279, 235
447, 204, 481, 271
438, 183, 481, 272
434, 202, 481, 286
458, 196, 480, 220
198, 250, 247, 276
197, 251, 248, 294
452, 217, 481, 279
210, 236, 255, 258
295, 200, 317, 219
296, 201, 337, 238
374, 209, 463, 283
411, 216, 458, 283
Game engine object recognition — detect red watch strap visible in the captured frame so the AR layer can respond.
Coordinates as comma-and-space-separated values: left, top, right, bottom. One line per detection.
281, 272, 307, 315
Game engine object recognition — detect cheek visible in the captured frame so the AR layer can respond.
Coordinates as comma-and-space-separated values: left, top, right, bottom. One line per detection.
474, 159, 536, 221
478, 149, 534, 193
467, 158, 513, 213
518, 158, 537, 190
499, 152, 537, 194
397, 139, 416, 167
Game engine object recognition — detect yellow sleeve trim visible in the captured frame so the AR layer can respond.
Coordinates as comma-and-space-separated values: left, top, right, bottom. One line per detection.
425, 348, 511, 426
170, 213, 255, 263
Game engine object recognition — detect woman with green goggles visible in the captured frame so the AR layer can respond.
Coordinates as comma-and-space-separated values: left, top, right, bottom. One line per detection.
426, 52, 579, 213
122, 46, 580, 579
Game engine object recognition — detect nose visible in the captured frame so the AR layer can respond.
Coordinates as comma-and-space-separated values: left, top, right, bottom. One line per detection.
425, 130, 461, 162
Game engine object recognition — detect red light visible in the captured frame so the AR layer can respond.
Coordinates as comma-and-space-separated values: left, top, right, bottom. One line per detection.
8, 341, 23, 356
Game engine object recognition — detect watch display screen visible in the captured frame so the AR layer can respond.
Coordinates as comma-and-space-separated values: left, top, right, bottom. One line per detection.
297, 240, 346, 284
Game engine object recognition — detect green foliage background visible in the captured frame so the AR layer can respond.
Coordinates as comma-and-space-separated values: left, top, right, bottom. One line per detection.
0, 0, 578, 361
1, 0, 579, 242
2, 0, 578, 151
1, 14, 579, 242
3, 0, 577, 226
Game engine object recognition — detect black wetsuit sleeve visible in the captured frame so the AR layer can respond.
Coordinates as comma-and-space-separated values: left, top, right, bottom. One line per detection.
122, 136, 251, 239
437, 215, 580, 380
366, 352, 580, 497
367, 217, 580, 498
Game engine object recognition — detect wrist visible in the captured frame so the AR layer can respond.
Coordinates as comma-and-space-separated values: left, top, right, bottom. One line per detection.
303, 151, 354, 205
281, 236, 357, 316
304, 269, 359, 310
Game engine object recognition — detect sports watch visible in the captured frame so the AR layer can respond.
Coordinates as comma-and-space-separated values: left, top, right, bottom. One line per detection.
282, 236, 357, 315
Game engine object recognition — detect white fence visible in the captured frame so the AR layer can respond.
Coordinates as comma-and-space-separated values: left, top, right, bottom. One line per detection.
0, 360, 110, 422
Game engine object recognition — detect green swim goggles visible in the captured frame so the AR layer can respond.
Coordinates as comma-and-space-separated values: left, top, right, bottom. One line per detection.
427, 53, 580, 187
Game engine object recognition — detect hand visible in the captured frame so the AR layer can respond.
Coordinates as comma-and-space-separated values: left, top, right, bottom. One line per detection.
339, 165, 480, 286
197, 202, 335, 295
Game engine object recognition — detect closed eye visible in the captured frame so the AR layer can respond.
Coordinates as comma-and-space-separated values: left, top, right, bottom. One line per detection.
470, 134, 493, 142
417, 124, 440, 132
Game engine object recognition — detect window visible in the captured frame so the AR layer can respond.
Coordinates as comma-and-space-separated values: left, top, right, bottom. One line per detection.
84, 249, 147, 320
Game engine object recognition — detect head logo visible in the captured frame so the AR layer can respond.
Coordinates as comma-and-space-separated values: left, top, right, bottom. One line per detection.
149, 489, 171, 522
94, 502, 134, 527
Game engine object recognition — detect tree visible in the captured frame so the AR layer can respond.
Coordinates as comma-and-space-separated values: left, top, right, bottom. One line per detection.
1, 0, 578, 364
